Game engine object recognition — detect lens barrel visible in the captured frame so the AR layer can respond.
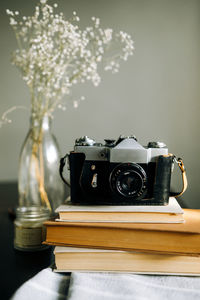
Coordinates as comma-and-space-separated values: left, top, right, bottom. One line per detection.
110, 163, 147, 201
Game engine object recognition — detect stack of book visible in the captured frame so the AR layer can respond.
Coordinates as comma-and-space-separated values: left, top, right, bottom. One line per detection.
44, 197, 200, 275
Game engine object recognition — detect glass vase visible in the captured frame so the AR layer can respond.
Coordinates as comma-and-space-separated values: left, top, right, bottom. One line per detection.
14, 114, 65, 251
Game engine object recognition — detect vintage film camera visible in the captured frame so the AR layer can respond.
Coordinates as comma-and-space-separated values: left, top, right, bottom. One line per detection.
60, 135, 187, 205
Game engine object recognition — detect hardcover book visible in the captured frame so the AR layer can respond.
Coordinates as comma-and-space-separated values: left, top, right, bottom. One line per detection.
55, 197, 184, 223
44, 209, 200, 256
54, 246, 200, 275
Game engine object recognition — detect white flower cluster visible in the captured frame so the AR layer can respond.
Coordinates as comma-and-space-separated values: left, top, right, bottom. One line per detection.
7, 0, 134, 118
0, 106, 27, 128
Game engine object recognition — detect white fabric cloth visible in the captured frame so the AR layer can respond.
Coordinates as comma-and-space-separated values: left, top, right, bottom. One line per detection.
68, 272, 200, 300
10, 268, 70, 300
11, 268, 200, 300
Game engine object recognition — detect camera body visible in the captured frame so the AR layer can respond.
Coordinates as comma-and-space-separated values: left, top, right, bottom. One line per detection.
68, 135, 174, 205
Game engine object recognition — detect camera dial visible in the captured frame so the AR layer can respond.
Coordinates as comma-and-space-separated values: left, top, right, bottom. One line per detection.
75, 136, 96, 146
148, 141, 166, 148
110, 163, 147, 200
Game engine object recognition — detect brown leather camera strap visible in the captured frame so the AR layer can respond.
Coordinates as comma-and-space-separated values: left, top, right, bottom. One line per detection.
170, 156, 188, 198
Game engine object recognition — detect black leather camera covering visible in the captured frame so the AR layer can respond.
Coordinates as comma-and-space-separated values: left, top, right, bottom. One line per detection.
153, 155, 173, 205
68, 151, 170, 205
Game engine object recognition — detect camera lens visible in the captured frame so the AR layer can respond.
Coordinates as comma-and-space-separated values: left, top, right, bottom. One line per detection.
119, 172, 142, 195
110, 163, 147, 200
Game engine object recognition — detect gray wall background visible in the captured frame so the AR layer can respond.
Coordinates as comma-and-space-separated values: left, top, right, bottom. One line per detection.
0, 0, 199, 207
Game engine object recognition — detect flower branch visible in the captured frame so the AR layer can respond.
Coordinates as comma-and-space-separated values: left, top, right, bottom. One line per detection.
6, 0, 134, 119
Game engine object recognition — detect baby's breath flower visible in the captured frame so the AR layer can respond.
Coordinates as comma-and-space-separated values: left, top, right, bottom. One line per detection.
73, 100, 79, 108
0, 106, 27, 128
7, 0, 134, 118
10, 17, 17, 25
6, 9, 14, 16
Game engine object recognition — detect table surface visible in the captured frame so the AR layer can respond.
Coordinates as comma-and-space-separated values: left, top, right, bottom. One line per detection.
0, 182, 54, 300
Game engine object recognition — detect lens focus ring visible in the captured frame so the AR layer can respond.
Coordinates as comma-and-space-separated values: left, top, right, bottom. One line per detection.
110, 163, 147, 200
